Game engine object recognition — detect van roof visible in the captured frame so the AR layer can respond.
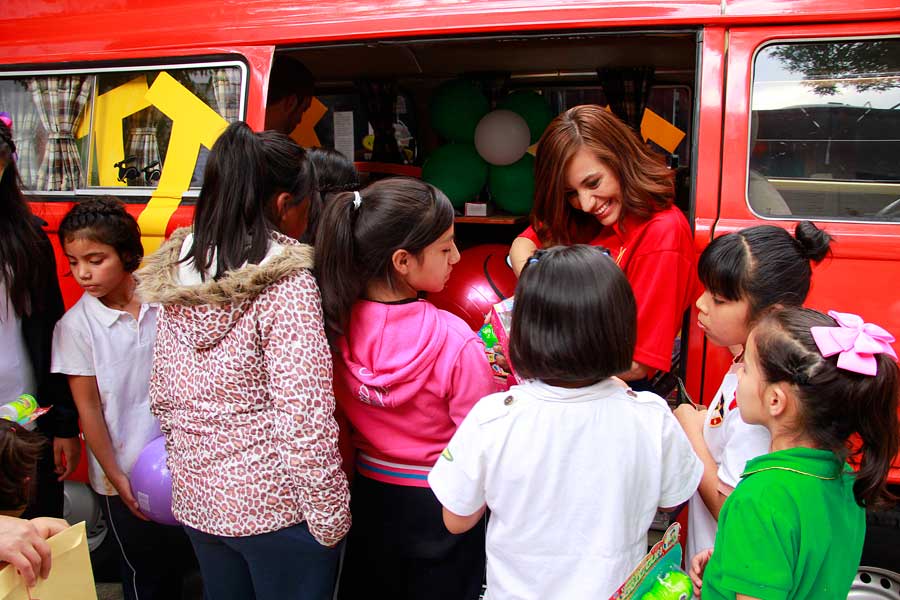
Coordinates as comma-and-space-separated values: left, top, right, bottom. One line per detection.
1, 0, 898, 64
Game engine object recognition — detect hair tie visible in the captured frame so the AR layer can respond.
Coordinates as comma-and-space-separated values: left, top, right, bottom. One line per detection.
352, 191, 362, 210
811, 310, 897, 376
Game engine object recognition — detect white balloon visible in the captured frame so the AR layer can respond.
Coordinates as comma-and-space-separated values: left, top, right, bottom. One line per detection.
474, 109, 531, 166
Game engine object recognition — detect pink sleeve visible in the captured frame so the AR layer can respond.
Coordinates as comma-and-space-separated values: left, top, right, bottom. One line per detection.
447, 337, 497, 427
260, 273, 351, 546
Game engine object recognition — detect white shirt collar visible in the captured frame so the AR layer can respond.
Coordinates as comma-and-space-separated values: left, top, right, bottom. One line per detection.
82, 292, 155, 328
525, 378, 631, 403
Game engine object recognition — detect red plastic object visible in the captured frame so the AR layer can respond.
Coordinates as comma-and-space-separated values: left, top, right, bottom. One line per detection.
428, 243, 517, 331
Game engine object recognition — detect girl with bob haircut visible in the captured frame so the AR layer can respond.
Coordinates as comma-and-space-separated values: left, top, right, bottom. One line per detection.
510, 105, 698, 389
692, 307, 899, 599
139, 121, 349, 600
674, 221, 831, 564
314, 177, 494, 600
429, 245, 702, 600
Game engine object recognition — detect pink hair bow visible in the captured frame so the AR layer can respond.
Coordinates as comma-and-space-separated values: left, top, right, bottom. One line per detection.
0, 112, 11, 129
811, 310, 897, 376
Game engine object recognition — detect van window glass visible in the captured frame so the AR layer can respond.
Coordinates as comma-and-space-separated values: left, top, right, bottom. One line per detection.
0, 64, 244, 194
750, 39, 900, 221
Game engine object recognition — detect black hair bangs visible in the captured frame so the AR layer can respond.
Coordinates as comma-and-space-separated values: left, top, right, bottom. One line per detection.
697, 233, 750, 302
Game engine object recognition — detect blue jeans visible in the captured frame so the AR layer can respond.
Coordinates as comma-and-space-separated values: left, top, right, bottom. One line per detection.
184, 522, 340, 600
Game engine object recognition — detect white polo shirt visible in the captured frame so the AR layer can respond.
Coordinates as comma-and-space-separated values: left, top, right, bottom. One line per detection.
51, 292, 161, 496
429, 379, 703, 600
685, 361, 771, 562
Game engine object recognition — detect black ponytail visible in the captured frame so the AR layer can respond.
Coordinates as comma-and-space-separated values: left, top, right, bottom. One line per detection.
302, 147, 360, 245
699, 221, 832, 321
0, 120, 45, 317
753, 307, 899, 508
313, 177, 454, 347
189, 122, 313, 279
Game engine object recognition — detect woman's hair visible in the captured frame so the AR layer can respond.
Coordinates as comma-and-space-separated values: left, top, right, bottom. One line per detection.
188, 122, 315, 280
314, 177, 454, 345
752, 307, 899, 508
58, 196, 144, 272
0, 119, 46, 317
532, 105, 674, 246
699, 221, 831, 322
510, 245, 636, 383
302, 147, 360, 244
0, 422, 46, 512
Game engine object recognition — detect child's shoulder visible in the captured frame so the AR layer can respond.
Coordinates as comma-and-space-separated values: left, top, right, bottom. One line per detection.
625, 388, 673, 413
427, 302, 480, 340
466, 389, 526, 427
58, 293, 93, 329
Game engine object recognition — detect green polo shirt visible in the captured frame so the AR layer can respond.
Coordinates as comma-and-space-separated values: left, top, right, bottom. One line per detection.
702, 447, 864, 600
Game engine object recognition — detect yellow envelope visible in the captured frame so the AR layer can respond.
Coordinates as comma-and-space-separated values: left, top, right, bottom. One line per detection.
0, 521, 98, 600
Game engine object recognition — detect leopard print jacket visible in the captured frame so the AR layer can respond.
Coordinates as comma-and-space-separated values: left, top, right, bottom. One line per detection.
137, 228, 350, 544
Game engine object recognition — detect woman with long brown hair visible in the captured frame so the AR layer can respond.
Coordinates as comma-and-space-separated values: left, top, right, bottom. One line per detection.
509, 105, 698, 388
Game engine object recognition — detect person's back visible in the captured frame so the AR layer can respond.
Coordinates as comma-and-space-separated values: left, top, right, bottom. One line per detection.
452, 379, 701, 598
429, 245, 702, 599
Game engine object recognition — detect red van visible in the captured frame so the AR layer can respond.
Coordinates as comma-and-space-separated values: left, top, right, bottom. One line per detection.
3, 0, 898, 587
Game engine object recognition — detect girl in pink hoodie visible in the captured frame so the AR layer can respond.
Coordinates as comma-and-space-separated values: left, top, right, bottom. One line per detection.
315, 177, 495, 600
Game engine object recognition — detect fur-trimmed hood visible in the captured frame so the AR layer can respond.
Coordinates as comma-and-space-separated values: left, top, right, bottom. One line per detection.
136, 227, 314, 349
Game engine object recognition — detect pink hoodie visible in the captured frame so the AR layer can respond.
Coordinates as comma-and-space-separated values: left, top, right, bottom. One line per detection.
334, 299, 495, 488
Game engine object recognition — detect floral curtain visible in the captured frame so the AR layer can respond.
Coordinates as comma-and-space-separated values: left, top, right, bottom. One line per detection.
28, 76, 92, 191
596, 67, 655, 131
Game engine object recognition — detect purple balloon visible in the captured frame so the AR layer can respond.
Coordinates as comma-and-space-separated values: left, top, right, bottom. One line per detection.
129, 436, 179, 526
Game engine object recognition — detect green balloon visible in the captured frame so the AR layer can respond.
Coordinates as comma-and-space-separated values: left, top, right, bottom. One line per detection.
488, 153, 535, 215
430, 79, 490, 143
499, 91, 554, 144
422, 143, 488, 209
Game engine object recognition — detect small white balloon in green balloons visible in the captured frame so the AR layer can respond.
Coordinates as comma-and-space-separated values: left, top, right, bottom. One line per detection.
474, 109, 531, 166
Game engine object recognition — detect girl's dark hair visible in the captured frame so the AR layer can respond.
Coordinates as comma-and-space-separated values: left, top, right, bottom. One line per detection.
0, 422, 46, 511
753, 307, 899, 508
699, 221, 832, 321
303, 147, 360, 244
0, 120, 46, 317
314, 177, 454, 345
511, 245, 636, 383
58, 196, 144, 272
532, 105, 674, 247
189, 122, 314, 279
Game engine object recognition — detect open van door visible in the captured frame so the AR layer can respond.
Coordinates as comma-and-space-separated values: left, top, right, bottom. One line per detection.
717, 20, 900, 581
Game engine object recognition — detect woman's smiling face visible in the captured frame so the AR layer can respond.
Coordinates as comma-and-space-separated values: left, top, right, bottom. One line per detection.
564, 146, 623, 227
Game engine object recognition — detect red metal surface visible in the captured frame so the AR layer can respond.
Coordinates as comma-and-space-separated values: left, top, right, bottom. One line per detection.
685, 25, 726, 406
3, 0, 898, 67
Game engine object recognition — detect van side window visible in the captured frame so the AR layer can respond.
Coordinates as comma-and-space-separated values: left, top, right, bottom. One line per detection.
0, 62, 245, 195
749, 39, 900, 221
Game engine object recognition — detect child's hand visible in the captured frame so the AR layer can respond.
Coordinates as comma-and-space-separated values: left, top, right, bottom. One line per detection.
690, 548, 713, 597
674, 404, 707, 437
110, 472, 150, 521
493, 343, 511, 372
52, 436, 81, 481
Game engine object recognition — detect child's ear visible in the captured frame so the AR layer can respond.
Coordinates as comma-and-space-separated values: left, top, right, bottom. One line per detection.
766, 382, 791, 418
392, 249, 411, 275
274, 191, 294, 217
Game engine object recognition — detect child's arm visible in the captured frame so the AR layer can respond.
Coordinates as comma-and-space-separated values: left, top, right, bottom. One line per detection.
447, 337, 497, 427
67, 375, 148, 521
442, 505, 486, 534
673, 404, 728, 518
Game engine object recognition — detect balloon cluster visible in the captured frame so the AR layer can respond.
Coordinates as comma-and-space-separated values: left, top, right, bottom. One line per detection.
423, 80, 553, 215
